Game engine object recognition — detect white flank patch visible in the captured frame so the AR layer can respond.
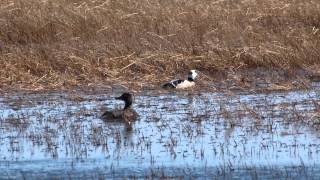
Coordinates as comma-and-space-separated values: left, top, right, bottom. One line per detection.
176, 80, 195, 89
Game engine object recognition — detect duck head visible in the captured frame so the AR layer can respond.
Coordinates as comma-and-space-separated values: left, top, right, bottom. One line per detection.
187, 70, 198, 81
115, 92, 133, 109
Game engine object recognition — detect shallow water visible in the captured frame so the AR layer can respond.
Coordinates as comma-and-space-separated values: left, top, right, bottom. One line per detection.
0, 89, 319, 179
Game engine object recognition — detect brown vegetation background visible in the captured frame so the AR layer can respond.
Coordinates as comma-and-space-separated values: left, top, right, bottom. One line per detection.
0, 0, 319, 90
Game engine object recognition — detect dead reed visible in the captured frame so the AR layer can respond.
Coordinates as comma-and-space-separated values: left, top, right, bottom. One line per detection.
0, 0, 319, 90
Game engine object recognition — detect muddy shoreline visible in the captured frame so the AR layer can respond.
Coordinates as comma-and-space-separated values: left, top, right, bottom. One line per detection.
1, 68, 320, 95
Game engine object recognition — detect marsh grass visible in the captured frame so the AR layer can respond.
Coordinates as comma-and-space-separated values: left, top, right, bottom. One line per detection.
0, 0, 319, 90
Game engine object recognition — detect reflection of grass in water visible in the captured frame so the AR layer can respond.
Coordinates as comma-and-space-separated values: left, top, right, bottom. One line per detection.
0, 91, 320, 178
3, 116, 30, 132
1, 163, 317, 179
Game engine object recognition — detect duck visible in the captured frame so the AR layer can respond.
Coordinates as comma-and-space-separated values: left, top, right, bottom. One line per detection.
162, 70, 198, 89
101, 93, 138, 127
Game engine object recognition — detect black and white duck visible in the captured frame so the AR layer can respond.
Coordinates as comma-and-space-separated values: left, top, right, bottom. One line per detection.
162, 70, 198, 89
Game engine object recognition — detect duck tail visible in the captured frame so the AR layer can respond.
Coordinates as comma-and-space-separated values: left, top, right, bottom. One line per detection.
162, 82, 175, 89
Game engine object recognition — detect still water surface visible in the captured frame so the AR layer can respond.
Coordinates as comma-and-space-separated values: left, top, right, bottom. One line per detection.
0, 89, 319, 179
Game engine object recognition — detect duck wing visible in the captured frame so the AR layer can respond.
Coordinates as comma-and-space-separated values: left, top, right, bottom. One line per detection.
162, 79, 183, 89
101, 109, 123, 122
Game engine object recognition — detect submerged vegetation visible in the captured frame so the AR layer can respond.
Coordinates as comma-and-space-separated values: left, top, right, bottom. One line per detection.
0, 0, 319, 90
0, 90, 319, 178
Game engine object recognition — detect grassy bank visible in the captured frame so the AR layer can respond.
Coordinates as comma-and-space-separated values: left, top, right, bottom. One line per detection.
0, 0, 319, 90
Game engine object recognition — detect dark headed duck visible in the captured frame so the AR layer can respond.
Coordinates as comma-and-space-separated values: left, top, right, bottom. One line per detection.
101, 93, 138, 127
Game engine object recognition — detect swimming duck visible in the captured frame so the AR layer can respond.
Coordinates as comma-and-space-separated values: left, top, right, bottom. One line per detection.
162, 70, 198, 89
101, 93, 138, 126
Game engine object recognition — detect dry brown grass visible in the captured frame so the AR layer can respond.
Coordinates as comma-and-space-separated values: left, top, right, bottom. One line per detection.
0, 0, 319, 90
